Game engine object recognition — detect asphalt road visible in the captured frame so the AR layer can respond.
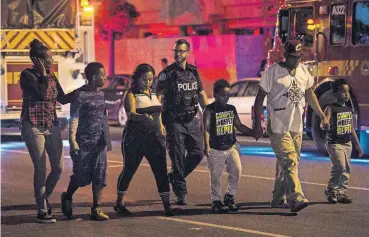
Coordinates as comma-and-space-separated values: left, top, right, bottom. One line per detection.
1, 126, 369, 237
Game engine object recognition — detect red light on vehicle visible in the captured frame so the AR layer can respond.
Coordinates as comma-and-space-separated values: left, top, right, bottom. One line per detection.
251, 106, 265, 120
328, 66, 339, 75
307, 18, 320, 31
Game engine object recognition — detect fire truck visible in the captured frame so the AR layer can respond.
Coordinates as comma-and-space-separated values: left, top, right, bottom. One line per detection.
0, 0, 95, 134
268, 0, 369, 155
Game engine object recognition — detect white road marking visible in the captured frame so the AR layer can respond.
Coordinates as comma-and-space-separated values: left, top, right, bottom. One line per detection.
0, 149, 29, 154
157, 217, 290, 237
2, 148, 369, 191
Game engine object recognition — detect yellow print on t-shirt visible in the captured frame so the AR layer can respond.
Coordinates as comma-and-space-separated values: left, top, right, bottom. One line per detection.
336, 112, 352, 135
216, 111, 234, 136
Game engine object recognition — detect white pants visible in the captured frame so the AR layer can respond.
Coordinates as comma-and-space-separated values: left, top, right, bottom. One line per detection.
207, 144, 242, 201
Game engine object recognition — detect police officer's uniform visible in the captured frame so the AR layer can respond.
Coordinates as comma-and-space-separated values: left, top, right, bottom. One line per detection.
157, 63, 204, 198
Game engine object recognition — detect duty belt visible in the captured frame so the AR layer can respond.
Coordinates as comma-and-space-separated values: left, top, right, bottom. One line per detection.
165, 107, 198, 124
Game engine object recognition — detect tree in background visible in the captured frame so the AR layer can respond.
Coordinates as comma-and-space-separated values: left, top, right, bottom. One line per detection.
96, 0, 139, 75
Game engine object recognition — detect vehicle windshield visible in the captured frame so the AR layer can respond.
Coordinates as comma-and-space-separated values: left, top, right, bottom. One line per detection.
353, 1, 369, 45
103, 76, 131, 90
289, 7, 314, 47
229, 82, 247, 97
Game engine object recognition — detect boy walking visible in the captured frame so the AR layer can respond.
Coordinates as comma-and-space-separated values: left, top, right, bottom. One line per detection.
203, 79, 254, 213
61, 62, 111, 220
322, 79, 363, 204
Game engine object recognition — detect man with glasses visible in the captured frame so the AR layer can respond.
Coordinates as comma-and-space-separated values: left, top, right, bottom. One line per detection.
253, 40, 329, 213
156, 39, 208, 205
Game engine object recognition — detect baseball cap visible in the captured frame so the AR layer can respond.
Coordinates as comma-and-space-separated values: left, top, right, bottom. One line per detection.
284, 40, 303, 57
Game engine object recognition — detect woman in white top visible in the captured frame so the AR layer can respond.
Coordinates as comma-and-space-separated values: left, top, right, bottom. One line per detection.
114, 64, 178, 216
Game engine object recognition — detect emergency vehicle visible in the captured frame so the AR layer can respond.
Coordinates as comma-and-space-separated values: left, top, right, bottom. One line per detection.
0, 0, 95, 134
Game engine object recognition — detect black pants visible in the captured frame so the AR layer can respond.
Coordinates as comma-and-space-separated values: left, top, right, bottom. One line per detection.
117, 128, 170, 195
165, 117, 204, 196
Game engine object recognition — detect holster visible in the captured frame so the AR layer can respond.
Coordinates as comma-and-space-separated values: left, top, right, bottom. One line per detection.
164, 107, 198, 124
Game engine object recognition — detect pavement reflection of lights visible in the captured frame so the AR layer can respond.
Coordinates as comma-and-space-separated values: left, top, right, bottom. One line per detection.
0, 142, 25, 150
240, 145, 369, 165
0, 141, 70, 150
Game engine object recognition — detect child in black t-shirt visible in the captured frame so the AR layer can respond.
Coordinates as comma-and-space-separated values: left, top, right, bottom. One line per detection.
322, 79, 363, 204
203, 79, 255, 213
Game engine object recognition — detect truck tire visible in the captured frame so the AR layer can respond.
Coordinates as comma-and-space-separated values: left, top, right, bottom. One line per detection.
311, 111, 328, 155
58, 118, 69, 132
305, 131, 312, 139
117, 104, 128, 127
311, 90, 335, 156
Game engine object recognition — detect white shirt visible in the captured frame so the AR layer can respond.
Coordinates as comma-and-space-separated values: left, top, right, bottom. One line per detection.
134, 92, 161, 109
259, 63, 314, 133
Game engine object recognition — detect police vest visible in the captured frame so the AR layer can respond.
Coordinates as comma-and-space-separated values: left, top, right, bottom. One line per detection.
326, 103, 352, 144
164, 65, 199, 113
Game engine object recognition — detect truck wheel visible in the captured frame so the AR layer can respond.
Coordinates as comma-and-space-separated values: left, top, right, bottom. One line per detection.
311, 111, 328, 155
311, 90, 336, 155
117, 104, 128, 127
59, 118, 69, 132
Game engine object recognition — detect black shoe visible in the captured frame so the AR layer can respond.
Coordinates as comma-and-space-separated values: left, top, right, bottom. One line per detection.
46, 199, 52, 215
114, 204, 132, 215
61, 192, 73, 218
324, 188, 337, 204
290, 199, 309, 213
223, 194, 239, 213
337, 194, 352, 204
174, 195, 188, 205
211, 201, 229, 214
164, 205, 180, 216
37, 213, 56, 224
270, 199, 289, 208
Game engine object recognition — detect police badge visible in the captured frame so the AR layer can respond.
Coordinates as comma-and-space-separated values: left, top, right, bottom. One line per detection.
159, 73, 166, 81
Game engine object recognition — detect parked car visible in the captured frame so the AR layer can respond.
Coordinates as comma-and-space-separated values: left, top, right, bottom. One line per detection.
102, 74, 131, 126
208, 78, 267, 134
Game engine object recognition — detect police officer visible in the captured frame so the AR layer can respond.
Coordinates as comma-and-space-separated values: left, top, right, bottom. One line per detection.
156, 39, 208, 205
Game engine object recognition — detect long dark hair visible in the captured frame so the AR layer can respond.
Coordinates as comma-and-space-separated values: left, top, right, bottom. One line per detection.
131, 63, 155, 89
29, 39, 49, 59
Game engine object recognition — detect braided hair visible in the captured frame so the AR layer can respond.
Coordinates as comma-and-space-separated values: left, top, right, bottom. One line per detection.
131, 63, 155, 89
29, 39, 49, 59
